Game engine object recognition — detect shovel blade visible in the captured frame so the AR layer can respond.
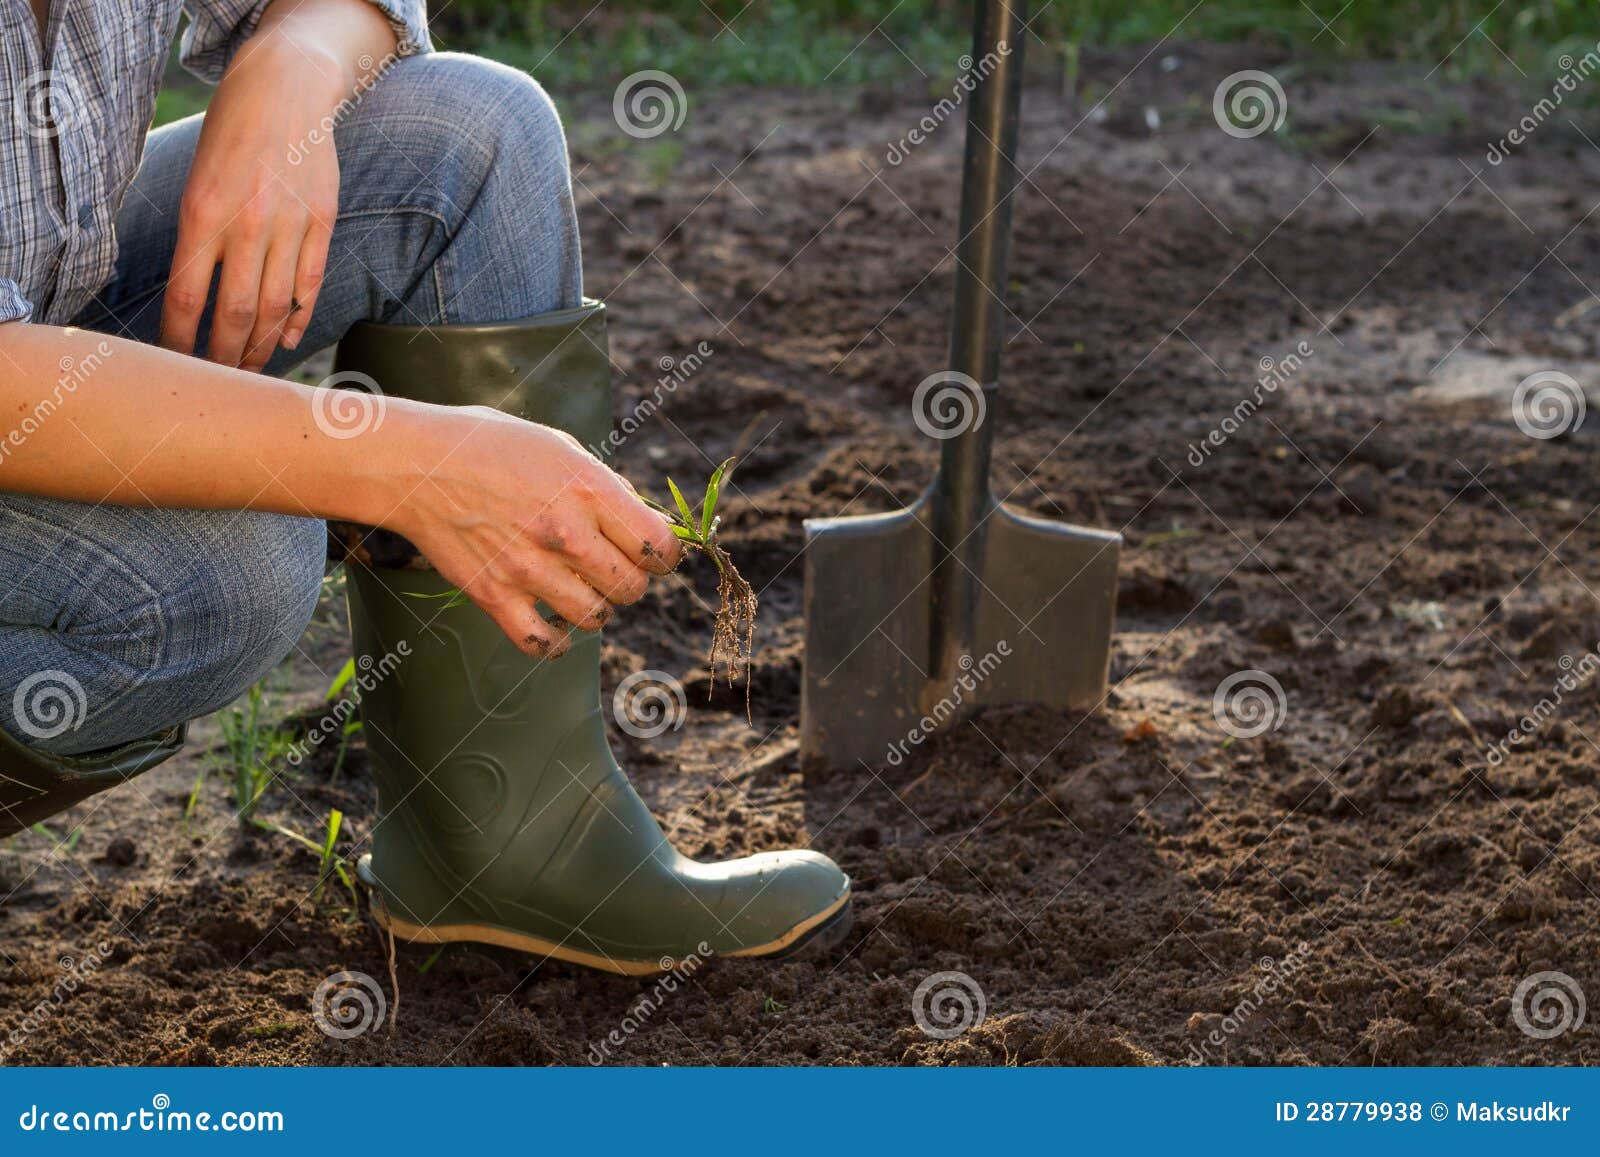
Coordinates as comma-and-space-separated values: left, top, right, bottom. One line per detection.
800, 504, 936, 769
800, 500, 1120, 769
972, 504, 1120, 709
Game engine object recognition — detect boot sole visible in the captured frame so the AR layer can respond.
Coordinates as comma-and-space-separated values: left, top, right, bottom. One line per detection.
368, 888, 853, 977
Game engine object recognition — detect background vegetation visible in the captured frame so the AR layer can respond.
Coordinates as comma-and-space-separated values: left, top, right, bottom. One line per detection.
432, 0, 1599, 80
155, 1, 1599, 124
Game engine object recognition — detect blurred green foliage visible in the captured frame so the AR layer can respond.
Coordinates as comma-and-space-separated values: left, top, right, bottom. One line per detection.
153, 0, 1600, 126
430, 0, 1600, 77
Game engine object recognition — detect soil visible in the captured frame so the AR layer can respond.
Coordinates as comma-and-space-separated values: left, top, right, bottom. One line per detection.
6, 43, 1600, 1066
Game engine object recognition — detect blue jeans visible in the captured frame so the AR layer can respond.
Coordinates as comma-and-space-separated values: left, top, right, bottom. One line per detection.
0, 53, 582, 756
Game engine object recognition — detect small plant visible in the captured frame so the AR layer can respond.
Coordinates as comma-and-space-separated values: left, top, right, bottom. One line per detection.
217, 680, 295, 824
183, 764, 206, 828
406, 460, 759, 705
253, 809, 358, 910
641, 458, 758, 705
29, 823, 81, 852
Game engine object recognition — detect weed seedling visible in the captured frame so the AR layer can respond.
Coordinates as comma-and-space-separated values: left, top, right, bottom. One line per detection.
252, 809, 358, 911
641, 458, 758, 709
28, 823, 81, 853
217, 680, 294, 823
405, 459, 760, 709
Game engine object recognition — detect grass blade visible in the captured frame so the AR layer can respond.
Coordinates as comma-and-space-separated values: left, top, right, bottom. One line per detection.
326, 657, 356, 700
701, 458, 731, 538
667, 477, 695, 528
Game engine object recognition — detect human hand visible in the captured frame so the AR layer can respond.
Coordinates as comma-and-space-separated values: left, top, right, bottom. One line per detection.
160, 34, 345, 369
390, 407, 684, 657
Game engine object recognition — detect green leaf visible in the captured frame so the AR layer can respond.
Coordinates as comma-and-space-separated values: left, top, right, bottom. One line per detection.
326, 657, 356, 700
321, 809, 343, 866
667, 477, 695, 528
701, 458, 731, 538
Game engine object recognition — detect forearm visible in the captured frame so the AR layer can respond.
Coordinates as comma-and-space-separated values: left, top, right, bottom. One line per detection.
0, 323, 420, 525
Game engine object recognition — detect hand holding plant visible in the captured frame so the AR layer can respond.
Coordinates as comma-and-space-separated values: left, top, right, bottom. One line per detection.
408, 458, 758, 708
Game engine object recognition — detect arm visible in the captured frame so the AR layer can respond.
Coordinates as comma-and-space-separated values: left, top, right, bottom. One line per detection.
0, 323, 682, 656
162, 0, 406, 367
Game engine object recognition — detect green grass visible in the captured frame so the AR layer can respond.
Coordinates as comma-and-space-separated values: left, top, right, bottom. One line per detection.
464, 2, 968, 88
150, 0, 1598, 128
215, 679, 295, 824
434, 0, 1599, 85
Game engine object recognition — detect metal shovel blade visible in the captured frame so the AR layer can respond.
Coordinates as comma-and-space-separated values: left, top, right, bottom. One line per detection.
800, 497, 1120, 769
798, 0, 1122, 769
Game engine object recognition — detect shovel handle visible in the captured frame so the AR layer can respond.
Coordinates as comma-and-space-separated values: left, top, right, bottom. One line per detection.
935, 0, 1025, 530
948, 1, 1026, 383
928, 0, 1026, 687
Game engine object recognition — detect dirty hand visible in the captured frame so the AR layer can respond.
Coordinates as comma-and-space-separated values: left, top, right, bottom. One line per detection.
391, 408, 684, 657
160, 34, 344, 369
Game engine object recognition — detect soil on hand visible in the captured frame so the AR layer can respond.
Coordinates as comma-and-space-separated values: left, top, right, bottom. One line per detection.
4, 45, 1599, 1066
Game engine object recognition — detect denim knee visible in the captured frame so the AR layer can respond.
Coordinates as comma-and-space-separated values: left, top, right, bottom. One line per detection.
346, 52, 583, 318
3, 505, 327, 756
159, 511, 327, 719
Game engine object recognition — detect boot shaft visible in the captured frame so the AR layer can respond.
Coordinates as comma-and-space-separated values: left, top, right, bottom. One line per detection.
332, 301, 613, 441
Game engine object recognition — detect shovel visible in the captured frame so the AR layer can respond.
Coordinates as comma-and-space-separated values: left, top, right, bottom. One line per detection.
800, 0, 1121, 769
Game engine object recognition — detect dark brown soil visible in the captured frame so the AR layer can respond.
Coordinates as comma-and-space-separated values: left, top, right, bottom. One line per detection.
6, 44, 1600, 1066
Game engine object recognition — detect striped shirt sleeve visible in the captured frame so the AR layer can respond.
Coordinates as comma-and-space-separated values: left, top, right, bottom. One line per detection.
179, 0, 431, 84
0, 278, 34, 325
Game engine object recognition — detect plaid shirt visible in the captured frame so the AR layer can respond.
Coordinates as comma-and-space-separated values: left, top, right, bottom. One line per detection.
0, 0, 431, 327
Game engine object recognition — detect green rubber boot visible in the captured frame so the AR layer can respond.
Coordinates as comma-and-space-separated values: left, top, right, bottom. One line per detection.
0, 723, 185, 839
337, 302, 851, 975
